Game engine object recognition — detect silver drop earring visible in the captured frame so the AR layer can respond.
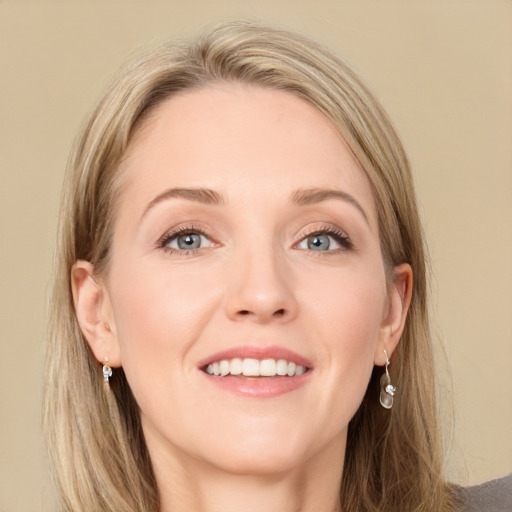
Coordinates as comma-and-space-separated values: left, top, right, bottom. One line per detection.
379, 349, 396, 409
102, 356, 112, 383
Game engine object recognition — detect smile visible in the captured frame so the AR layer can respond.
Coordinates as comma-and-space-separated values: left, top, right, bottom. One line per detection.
199, 345, 313, 397
204, 358, 308, 377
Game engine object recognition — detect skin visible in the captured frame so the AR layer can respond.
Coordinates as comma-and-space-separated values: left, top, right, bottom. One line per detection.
73, 84, 412, 512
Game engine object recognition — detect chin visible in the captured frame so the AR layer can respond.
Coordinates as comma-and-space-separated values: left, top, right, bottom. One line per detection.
191, 422, 322, 477
206, 445, 305, 477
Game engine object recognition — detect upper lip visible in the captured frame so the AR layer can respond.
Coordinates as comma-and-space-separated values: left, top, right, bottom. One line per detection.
197, 345, 313, 370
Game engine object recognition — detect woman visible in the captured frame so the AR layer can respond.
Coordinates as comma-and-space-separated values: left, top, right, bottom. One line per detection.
44, 20, 461, 511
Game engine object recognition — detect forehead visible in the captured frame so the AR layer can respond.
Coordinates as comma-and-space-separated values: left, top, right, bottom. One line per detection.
119, 84, 377, 226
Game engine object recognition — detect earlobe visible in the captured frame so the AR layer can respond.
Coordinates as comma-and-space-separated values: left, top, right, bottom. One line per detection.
71, 260, 121, 367
374, 263, 413, 365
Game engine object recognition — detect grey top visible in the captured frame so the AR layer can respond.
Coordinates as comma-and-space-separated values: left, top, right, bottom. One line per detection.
459, 475, 512, 512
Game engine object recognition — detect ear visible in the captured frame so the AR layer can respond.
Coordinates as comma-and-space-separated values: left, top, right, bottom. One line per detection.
374, 263, 413, 366
71, 260, 121, 367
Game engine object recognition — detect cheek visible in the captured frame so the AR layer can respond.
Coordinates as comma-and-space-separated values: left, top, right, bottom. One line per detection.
304, 262, 386, 350
301, 265, 386, 408
108, 261, 221, 392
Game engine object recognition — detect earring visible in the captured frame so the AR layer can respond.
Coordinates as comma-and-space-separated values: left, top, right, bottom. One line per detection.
102, 356, 112, 383
379, 349, 396, 409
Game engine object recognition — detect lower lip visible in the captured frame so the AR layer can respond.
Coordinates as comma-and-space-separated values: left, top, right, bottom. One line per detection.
200, 371, 312, 398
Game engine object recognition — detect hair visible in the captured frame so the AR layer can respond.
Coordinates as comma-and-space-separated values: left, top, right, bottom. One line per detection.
44, 19, 458, 512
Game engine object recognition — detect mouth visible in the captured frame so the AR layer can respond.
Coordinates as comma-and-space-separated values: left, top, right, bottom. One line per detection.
198, 346, 312, 397
203, 358, 308, 377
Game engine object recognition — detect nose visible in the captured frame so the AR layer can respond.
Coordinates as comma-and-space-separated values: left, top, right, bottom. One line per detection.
224, 247, 298, 324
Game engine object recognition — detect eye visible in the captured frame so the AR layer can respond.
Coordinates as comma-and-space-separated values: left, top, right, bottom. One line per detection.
159, 228, 215, 253
301, 234, 333, 251
296, 229, 352, 252
298, 234, 338, 251
172, 233, 205, 250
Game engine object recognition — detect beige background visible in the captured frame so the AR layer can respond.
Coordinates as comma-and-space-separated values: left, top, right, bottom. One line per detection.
1, 1, 511, 510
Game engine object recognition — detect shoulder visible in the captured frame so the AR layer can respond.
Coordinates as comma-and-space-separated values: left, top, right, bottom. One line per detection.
458, 474, 512, 512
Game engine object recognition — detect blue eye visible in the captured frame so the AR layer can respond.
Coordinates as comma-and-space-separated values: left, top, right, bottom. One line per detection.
175, 233, 202, 249
305, 234, 332, 250
161, 230, 213, 252
297, 230, 352, 251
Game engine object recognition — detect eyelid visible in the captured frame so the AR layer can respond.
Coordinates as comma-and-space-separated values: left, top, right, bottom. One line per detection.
155, 222, 352, 255
294, 224, 353, 251
156, 224, 218, 254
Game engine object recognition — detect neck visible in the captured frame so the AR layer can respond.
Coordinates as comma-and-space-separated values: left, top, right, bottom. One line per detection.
150, 437, 345, 512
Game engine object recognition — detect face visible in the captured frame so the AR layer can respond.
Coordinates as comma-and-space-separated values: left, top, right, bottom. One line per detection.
77, 84, 410, 477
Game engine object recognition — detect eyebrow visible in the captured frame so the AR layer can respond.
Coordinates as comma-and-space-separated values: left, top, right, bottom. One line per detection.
142, 187, 225, 219
290, 188, 369, 225
141, 186, 369, 225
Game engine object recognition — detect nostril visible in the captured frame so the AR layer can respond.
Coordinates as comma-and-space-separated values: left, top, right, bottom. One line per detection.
239, 310, 250, 316
274, 309, 285, 317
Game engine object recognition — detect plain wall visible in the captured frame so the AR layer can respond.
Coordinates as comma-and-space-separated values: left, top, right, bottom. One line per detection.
0, 1, 511, 510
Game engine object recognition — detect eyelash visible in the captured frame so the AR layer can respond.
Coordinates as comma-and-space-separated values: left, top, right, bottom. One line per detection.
157, 224, 353, 256
297, 226, 353, 252
157, 225, 215, 255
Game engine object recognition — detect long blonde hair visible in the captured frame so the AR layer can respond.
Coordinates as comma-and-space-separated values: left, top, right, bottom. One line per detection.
44, 20, 457, 511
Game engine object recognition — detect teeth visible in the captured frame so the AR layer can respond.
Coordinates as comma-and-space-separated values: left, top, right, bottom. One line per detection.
219, 360, 230, 376
205, 358, 308, 377
230, 358, 242, 375
242, 358, 260, 376
276, 359, 288, 375
295, 364, 306, 376
260, 359, 277, 377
